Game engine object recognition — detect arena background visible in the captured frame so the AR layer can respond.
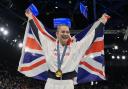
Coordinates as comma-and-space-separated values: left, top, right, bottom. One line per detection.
0, 0, 128, 89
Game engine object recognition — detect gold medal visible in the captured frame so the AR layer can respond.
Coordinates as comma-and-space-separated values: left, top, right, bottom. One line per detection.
55, 69, 62, 77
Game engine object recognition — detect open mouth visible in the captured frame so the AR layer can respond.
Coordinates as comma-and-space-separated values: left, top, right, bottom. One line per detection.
61, 35, 69, 39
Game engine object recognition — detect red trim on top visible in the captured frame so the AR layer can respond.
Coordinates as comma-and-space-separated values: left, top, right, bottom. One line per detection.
20, 59, 46, 71
32, 15, 56, 42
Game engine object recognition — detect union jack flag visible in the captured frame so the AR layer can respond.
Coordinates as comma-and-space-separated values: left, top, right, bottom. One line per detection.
75, 23, 105, 84
18, 15, 105, 84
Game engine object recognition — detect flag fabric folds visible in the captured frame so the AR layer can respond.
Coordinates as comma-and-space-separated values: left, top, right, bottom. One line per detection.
75, 23, 105, 84
18, 19, 49, 80
18, 15, 105, 84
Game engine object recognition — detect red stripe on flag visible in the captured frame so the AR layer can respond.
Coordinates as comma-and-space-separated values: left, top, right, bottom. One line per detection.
86, 40, 104, 55
33, 15, 56, 42
80, 61, 104, 76
26, 37, 42, 50
20, 59, 46, 71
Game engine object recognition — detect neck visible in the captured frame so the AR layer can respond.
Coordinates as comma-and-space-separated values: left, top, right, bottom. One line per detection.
59, 40, 67, 46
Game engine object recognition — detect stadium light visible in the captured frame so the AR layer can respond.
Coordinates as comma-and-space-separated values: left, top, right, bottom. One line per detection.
111, 55, 115, 59
3, 30, 9, 36
0, 27, 4, 32
122, 55, 126, 60
13, 39, 17, 43
91, 81, 94, 86
114, 45, 118, 50
95, 81, 98, 84
117, 55, 120, 59
18, 42, 23, 48
55, 6, 58, 9
69, 0, 72, 4
117, 36, 120, 39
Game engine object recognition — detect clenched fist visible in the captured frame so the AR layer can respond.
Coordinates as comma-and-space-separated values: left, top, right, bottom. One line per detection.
25, 9, 33, 20
100, 13, 111, 24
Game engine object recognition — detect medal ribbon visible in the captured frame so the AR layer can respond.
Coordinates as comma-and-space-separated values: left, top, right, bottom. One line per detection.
57, 42, 67, 70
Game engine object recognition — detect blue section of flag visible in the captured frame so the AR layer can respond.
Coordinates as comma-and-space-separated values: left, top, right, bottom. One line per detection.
29, 27, 33, 34
77, 68, 103, 84
75, 24, 92, 41
94, 55, 104, 64
95, 23, 104, 37
23, 52, 43, 63
75, 23, 104, 42
33, 71, 48, 80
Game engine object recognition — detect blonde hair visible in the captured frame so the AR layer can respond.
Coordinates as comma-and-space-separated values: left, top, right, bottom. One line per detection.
57, 24, 69, 32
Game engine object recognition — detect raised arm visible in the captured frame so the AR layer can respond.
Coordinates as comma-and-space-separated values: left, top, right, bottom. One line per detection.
74, 13, 110, 64
25, 10, 56, 51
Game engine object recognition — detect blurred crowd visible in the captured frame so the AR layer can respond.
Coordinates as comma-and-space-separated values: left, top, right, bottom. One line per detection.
0, 70, 128, 89
0, 71, 45, 89
0, 61, 128, 89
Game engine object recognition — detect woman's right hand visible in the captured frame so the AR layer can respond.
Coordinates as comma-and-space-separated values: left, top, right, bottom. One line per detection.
25, 9, 33, 20
100, 13, 111, 24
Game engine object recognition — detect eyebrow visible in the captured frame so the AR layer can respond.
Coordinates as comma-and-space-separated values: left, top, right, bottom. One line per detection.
61, 30, 70, 33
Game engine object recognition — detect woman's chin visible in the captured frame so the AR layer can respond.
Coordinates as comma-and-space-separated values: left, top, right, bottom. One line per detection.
63, 39, 68, 42
61, 39, 68, 45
